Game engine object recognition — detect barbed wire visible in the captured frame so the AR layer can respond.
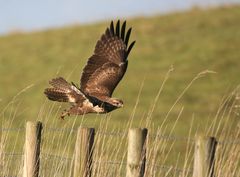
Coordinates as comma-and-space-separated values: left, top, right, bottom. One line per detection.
1, 152, 23, 157
43, 127, 78, 132
0, 127, 24, 131
217, 139, 240, 145
0, 127, 77, 132
149, 164, 193, 175
93, 160, 125, 165
1, 152, 72, 161
97, 130, 126, 137
1, 127, 240, 144
1, 152, 192, 175
1, 127, 193, 142
41, 153, 72, 162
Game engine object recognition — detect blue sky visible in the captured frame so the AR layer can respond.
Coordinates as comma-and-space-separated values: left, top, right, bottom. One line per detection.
0, 0, 239, 35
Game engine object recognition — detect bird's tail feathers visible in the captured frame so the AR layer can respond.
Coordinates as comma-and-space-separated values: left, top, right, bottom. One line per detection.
49, 77, 71, 91
44, 77, 86, 103
44, 88, 71, 102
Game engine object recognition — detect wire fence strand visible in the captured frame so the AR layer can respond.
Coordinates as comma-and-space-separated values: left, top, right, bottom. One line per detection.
1, 127, 240, 144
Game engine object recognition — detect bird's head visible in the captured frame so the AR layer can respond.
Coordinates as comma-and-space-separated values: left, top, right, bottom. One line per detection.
111, 98, 123, 108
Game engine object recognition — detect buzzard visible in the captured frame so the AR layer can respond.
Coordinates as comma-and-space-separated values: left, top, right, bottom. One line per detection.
44, 20, 135, 119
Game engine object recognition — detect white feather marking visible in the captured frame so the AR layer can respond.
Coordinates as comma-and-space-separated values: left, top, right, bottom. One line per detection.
68, 95, 76, 102
119, 62, 124, 66
71, 85, 87, 98
83, 99, 93, 107
82, 99, 104, 113
93, 105, 104, 113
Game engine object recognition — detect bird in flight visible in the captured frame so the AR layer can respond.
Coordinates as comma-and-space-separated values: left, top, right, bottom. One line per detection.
44, 20, 135, 119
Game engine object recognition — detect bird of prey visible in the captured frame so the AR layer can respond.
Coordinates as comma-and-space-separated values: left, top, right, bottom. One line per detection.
44, 20, 135, 119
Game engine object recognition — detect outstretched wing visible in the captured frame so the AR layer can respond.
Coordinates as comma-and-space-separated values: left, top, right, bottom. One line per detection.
80, 20, 135, 99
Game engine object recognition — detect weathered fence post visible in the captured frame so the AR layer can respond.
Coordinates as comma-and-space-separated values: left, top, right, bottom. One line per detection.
23, 121, 42, 177
73, 127, 95, 177
0, 128, 3, 176
193, 135, 217, 177
126, 128, 148, 177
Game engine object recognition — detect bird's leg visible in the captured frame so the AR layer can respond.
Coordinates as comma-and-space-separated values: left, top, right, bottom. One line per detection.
60, 109, 70, 120
60, 105, 85, 119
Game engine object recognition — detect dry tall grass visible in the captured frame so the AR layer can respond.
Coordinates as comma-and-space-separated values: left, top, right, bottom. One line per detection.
1, 71, 240, 177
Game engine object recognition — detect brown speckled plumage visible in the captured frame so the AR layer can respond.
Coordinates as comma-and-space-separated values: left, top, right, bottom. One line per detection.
44, 20, 135, 119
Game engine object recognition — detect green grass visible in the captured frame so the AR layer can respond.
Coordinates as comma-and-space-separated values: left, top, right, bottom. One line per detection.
1, 6, 240, 129
1, 5, 240, 175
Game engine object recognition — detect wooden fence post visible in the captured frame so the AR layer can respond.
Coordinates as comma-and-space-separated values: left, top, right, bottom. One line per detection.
126, 128, 148, 177
0, 127, 3, 176
23, 121, 42, 177
193, 135, 217, 177
73, 127, 95, 177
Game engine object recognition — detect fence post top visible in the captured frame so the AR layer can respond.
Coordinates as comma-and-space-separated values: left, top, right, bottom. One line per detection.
195, 134, 216, 140
129, 128, 148, 132
26, 121, 42, 128
78, 126, 95, 131
26, 121, 42, 124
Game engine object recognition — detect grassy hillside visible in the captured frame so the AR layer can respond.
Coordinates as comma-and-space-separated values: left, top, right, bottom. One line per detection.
1, 5, 240, 133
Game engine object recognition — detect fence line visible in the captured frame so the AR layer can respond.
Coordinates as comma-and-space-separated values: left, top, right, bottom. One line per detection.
1, 151, 190, 169
1, 127, 240, 145
1, 127, 25, 131
2, 121, 223, 177
1, 153, 193, 175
